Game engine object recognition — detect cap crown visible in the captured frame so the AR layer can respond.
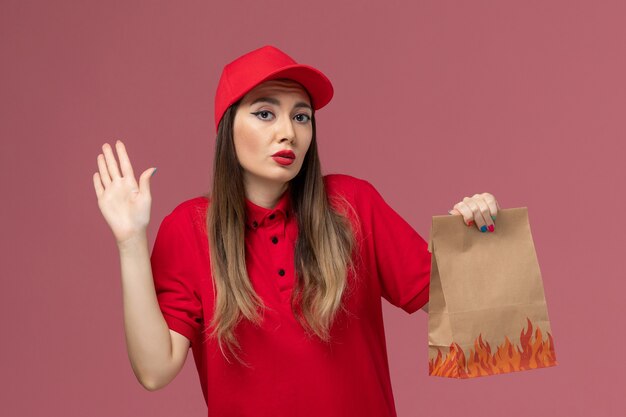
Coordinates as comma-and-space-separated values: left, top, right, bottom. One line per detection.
214, 45, 333, 132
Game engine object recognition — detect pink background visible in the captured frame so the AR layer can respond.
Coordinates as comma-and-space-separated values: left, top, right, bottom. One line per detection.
1, 0, 624, 416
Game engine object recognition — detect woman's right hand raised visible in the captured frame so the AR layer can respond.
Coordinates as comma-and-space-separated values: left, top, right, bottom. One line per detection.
93, 140, 157, 247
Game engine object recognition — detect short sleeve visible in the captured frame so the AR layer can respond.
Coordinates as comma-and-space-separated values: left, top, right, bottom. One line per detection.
359, 179, 431, 314
150, 211, 204, 346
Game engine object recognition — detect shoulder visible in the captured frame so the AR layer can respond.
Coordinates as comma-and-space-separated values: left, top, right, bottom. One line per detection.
322, 174, 384, 227
323, 173, 375, 195
162, 196, 209, 233
323, 173, 381, 205
170, 196, 209, 215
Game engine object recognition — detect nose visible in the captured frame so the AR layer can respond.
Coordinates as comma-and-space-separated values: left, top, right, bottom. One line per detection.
275, 113, 296, 143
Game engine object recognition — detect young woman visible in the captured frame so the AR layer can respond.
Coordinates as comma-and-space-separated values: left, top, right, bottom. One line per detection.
94, 45, 501, 417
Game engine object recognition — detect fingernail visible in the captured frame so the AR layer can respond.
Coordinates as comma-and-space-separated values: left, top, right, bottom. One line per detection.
467, 220, 474, 227
480, 225, 487, 232
488, 225, 495, 232
491, 215, 496, 221
448, 210, 453, 215
151, 167, 157, 177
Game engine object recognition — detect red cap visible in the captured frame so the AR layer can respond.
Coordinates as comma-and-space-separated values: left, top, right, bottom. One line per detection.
214, 45, 334, 132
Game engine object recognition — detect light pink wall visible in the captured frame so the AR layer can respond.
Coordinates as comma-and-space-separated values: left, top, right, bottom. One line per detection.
1, 1, 623, 416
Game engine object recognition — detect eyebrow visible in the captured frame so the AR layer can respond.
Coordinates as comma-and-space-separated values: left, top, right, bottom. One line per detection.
250, 97, 312, 111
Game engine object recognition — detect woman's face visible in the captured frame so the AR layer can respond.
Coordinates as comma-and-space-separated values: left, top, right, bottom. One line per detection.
233, 79, 313, 192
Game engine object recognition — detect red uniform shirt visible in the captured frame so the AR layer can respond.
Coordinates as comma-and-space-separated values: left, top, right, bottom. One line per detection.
150, 173, 431, 417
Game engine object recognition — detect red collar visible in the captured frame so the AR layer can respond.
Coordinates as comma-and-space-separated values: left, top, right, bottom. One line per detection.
245, 188, 292, 230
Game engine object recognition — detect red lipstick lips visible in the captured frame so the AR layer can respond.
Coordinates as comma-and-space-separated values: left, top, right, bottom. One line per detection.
271, 149, 296, 166
272, 150, 295, 159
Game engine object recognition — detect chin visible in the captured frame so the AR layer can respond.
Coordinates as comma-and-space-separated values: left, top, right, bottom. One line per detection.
254, 170, 298, 185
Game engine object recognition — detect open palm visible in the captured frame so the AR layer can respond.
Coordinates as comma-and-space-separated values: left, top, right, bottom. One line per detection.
93, 140, 157, 246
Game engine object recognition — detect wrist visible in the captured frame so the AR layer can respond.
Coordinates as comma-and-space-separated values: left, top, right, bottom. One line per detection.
117, 232, 148, 253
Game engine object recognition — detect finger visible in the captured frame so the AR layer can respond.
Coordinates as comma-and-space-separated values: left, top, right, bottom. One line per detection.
93, 172, 104, 198
139, 167, 157, 197
115, 140, 136, 183
97, 153, 111, 187
463, 196, 488, 232
102, 142, 122, 180
453, 201, 475, 227
481, 192, 499, 221
473, 196, 495, 232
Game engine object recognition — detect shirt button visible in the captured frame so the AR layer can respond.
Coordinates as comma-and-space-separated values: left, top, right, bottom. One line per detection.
252, 221, 258, 229
278, 268, 285, 276
269, 213, 275, 220
271, 236, 278, 244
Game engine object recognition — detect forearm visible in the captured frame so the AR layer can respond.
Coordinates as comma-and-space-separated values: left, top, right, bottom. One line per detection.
118, 234, 173, 389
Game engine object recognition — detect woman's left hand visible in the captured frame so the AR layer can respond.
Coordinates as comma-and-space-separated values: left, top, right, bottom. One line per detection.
448, 193, 502, 233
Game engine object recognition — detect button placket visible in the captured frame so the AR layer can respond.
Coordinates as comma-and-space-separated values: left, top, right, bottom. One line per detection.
268, 212, 279, 245
265, 213, 290, 291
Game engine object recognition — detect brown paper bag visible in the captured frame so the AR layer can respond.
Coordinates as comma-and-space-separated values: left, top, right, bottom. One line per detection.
427, 207, 558, 378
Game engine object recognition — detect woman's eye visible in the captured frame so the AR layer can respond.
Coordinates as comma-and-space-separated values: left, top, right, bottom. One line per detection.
251, 111, 310, 123
252, 110, 274, 120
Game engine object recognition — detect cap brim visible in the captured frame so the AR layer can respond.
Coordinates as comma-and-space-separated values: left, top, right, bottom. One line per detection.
256, 64, 334, 111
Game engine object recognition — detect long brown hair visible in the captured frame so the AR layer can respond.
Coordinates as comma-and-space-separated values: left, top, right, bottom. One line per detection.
203, 91, 361, 367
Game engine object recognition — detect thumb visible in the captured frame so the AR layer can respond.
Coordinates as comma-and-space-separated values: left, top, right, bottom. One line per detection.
139, 167, 157, 196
